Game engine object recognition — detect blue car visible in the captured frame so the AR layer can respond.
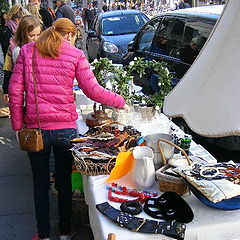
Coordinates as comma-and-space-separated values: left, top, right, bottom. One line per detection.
86, 10, 149, 63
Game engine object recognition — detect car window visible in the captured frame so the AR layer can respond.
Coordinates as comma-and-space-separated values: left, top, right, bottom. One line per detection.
101, 14, 148, 36
179, 19, 216, 64
136, 18, 161, 52
183, 20, 215, 49
151, 17, 185, 58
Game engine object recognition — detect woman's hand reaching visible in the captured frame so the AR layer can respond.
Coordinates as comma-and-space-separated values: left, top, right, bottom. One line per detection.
122, 104, 130, 113
116, 104, 130, 113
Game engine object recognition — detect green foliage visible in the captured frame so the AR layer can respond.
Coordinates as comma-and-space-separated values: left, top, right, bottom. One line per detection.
91, 58, 133, 102
0, 0, 9, 28
127, 57, 172, 107
0, 0, 9, 12
91, 57, 173, 107
91, 58, 114, 88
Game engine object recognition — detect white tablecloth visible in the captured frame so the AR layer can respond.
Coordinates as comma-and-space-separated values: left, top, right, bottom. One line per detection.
82, 174, 240, 240
75, 100, 240, 240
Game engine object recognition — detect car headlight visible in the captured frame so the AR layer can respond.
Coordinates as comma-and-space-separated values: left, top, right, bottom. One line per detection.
103, 42, 119, 53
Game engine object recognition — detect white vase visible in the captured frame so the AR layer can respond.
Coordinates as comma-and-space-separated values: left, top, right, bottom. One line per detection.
132, 146, 155, 189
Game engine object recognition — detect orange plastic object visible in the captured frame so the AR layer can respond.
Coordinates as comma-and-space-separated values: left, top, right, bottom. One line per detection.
106, 152, 135, 182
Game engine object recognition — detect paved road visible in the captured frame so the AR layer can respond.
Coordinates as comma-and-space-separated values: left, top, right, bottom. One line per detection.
0, 92, 94, 239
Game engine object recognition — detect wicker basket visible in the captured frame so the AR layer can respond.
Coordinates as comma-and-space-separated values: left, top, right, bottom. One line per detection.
72, 121, 141, 176
73, 153, 116, 176
72, 121, 125, 176
156, 139, 191, 195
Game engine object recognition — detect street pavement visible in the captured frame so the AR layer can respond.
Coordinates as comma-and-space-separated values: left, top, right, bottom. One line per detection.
0, 94, 94, 239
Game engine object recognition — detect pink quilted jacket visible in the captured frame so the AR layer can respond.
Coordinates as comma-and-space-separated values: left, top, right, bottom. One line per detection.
9, 41, 125, 131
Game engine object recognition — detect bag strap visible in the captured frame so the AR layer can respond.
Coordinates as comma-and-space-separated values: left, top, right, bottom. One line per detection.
32, 46, 41, 130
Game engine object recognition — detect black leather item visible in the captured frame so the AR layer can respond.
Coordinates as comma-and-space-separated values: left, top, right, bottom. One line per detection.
96, 202, 186, 240
120, 201, 143, 215
143, 198, 165, 219
154, 192, 194, 223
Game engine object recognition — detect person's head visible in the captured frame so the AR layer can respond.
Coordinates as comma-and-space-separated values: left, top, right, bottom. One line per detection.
56, 0, 67, 7
14, 15, 42, 47
36, 18, 77, 58
29, 0, 41, 8
26, 3, 43, 23
159, 36, 168, 45
4, 4, 28, 23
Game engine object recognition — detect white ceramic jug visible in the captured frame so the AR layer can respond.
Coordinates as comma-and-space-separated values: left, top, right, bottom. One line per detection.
132, 146, 155, 189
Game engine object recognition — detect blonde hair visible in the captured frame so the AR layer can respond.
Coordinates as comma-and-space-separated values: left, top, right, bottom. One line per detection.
15, 15, 42, 47
57, 0, 67, 3
4, 4, 28, 21
26, 4, 43, 24
36, 18, 77, 58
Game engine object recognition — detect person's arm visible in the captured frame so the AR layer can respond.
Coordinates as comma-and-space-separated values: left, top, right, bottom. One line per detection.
1, 28, 12, 58
75, 51, 125, 109
8, 48, 25, 131
2, 47, 14, 94
12, 46, 21, 65
2, 70, 12, 94
39, 8, 54, 28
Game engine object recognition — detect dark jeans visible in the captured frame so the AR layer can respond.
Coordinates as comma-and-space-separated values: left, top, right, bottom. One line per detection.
28, 128, 77, 238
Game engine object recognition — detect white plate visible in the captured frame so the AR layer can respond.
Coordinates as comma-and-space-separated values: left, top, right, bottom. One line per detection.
168, 156, 191, 168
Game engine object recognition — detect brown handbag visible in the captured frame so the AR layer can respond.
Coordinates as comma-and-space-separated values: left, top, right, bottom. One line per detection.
18, 47, 44, 152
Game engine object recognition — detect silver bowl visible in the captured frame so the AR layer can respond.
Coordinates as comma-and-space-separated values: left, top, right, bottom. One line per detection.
144, 133, 174, 170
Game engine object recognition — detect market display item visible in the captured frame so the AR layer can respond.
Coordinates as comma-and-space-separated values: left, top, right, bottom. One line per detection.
156, 139, 191, 195
70, 123, 141, 176
107, 183, 158, 203
132, 146, 155, 189
85, 103, 113, 127
120, 201, 143, 215
108, 187, 152, 203
96, 202, 186, 240
144, 133, 174, 170
143, 192, 194, 223
175, 162, 240, 209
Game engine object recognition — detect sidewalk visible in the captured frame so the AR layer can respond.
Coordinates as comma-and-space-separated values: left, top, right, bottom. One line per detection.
0, 97, 94, 240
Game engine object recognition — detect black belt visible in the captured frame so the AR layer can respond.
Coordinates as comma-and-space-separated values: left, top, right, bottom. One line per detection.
96, 202, 186, 240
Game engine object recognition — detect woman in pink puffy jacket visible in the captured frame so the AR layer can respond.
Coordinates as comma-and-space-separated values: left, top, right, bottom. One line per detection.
8, 18, 129, 240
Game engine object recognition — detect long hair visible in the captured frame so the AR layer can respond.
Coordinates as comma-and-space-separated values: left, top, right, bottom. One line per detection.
36, 18, 77, 59
26, 4, 43, 25
14, 15, 42, 47
4, 4, 28, 21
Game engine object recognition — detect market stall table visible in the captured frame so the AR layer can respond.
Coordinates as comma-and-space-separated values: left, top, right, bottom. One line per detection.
82, 172, 240, 240
74, 97, 240, 240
